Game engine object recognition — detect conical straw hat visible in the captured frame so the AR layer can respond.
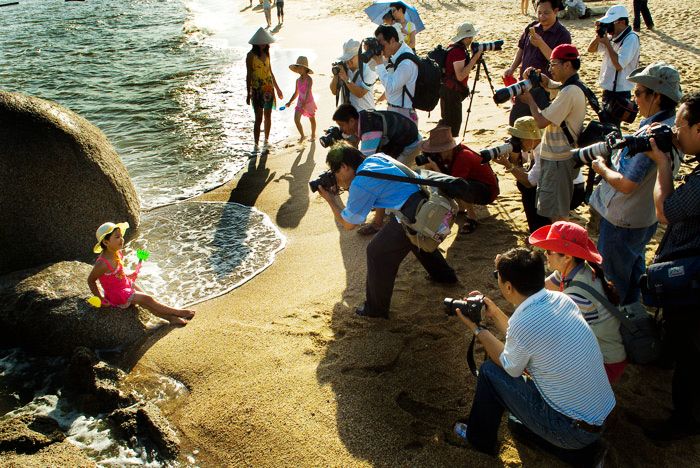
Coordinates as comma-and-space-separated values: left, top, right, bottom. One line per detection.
248, 27, 276, 45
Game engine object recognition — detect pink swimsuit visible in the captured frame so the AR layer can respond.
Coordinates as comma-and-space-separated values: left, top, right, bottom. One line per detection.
295, 76, 317, 118
97, 252, 136, 308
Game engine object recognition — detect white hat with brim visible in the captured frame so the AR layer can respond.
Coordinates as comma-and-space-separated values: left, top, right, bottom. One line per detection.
289, 56, 313, 74
627, 61, 683, 103
507, 116, 543, 140
338, 39, 360, 62
599, 4, 629, 23
451, 22, 479, 44
93, 222, 129, 254
248, 27, 276, 45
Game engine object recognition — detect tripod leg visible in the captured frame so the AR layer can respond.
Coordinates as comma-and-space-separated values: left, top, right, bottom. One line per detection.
480, 58, 497, 95
462, 60, 482, 138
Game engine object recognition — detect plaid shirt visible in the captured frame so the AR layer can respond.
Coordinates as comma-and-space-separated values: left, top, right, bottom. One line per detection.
656, 164, 700, 262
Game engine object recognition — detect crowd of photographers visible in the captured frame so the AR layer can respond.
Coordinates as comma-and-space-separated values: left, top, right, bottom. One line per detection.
311, 0, 699, 463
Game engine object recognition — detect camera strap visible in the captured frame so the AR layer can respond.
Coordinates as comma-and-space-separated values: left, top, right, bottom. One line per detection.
610, 28, 636, 93
559, 75, 602, 147
467, 334, 479, 376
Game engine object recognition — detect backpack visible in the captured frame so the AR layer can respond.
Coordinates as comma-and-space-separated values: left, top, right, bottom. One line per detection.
394, 52, 442, 112
427, 44, 470, 100
357, 158, 458, 252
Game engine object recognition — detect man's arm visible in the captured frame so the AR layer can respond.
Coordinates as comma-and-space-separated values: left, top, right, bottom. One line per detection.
317, 186, 358, 230
504, 48, 523, 78
591, 157, 639, 194
375, 59, 416, 99
587, 34, 600, 54
645, 138, 675, 224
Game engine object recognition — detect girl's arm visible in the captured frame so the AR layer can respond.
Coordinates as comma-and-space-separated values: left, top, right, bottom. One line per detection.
286, 80, 299, 107
87, 262, 108, 301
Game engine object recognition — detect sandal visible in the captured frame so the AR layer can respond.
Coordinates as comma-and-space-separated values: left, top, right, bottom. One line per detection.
357, 223, 381, 236
460, 218, 478, 235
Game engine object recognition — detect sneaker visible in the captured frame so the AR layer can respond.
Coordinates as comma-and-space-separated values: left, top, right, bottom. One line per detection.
357, 223, 381, 236
454, 421, 468, 440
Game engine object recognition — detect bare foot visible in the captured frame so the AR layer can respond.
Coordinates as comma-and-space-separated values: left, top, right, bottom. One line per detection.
174, 309, 195, 319
297, 136, 306, 143
309, 135, 315, 142
167, 315, 190, 327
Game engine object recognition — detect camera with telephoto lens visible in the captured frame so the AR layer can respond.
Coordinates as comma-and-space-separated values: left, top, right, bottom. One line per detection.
493, 70, 541, 104
359, 37, 384, 64
309, 170, 338, 193
615, 124, 674, 156
415, 153, 442, 166
471, 40, 504, 53
444, 295, 485, 324
332, 61, 346, 76
571, 132, 618, 166
319, 126, 343, 148
597, 22, 615, 38
479, 136, 522, 163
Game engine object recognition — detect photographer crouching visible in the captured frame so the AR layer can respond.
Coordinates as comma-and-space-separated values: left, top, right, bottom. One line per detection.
315, 143, 457, 319
451, 247, 614, 462
417, 126, 499, 233
330, 38, 377, 112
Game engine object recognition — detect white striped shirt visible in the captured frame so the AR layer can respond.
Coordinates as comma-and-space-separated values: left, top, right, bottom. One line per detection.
500, 289, 616, 425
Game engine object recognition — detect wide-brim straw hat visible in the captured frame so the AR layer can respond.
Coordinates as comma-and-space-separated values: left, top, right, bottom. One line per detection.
289, 56, 313, 74
451, 22, 479, 44
529, 221, 603, 264
507, 116, 542, 140
627, 61, 683, 103
338, 39, 360, 62
93, 221, 129, 254
420, 125, 458, 153
248, 27, 276, 45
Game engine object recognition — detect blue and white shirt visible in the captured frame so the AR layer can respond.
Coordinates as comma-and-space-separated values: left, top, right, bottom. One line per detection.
340, 155, 419, 225
500, 288, 616, 425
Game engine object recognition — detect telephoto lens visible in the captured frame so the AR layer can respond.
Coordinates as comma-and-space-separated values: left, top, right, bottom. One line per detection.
471, 39, 504, 53
614, 124, 674, 155
572, 141, 612, 167
493, 70, 541, 104
478, 137, 521, 163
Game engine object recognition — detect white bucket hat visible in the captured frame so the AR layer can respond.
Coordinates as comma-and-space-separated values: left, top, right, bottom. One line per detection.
451, 23, 479, 44
627, 62, 683, 103
338, 39, 360, 62
248, 27, 276, 45
599, 5, 629, 23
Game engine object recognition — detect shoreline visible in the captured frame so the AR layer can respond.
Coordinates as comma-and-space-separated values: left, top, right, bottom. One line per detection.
139, 0, 699, 466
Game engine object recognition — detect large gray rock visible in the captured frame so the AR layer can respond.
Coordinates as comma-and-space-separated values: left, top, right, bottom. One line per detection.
0, 91, 140, 274
0, 261, 167, 356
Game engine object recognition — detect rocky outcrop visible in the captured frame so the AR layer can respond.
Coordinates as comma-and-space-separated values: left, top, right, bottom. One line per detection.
109, 403, 181, 460
0, 415, 65, 454
0, 90, 140, 275
0, 261, 165, 356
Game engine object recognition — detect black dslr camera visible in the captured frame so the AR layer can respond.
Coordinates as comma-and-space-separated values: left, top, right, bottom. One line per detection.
309, 170, 338, 193
319, 126, 343, 148
444, 295, 485, 324
332, 61, 346, 76
415, 152, 442, 166
359, 37, 383, 64
597, 22, 614, 38
617, 124, 674, 156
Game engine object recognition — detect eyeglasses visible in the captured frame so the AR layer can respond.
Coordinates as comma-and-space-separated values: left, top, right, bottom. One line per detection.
492, 270, 499, 281
548, 60, 563, 68
672, 123, 688, 134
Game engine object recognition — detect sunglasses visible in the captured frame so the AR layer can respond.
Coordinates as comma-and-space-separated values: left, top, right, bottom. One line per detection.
492, 270, 499, 281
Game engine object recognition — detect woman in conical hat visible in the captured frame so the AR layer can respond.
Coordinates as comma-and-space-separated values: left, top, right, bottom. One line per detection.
246, 27, 283, 150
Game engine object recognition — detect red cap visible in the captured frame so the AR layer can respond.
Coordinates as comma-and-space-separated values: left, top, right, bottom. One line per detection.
550, 44, 580, 61
528, 221, 602, 264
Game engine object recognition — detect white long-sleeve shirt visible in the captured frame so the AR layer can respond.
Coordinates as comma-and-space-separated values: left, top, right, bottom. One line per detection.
375, 42, 417, 110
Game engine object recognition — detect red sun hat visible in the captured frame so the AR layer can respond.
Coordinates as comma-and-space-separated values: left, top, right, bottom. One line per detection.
528, 221, 602, 265
550, 44, 580, 61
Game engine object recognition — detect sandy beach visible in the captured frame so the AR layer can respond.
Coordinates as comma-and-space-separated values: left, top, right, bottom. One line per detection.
140, 0, 700, 465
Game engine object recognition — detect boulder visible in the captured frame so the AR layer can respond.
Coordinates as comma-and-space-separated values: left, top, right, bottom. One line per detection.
109, 402, 180, 460
0, 90, 140, 275
0, 415, 64, 454
0, 261, 167, 356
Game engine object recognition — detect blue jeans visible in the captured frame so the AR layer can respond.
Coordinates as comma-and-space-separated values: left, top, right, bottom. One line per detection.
598, 218, 657, 306
467, 361, 600, 454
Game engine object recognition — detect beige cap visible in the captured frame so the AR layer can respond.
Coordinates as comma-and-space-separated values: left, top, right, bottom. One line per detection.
506, 116, 542, 140
451, 22, 479, 43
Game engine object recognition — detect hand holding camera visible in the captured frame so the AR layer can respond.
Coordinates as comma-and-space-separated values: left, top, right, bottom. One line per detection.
444, 294, 485, 326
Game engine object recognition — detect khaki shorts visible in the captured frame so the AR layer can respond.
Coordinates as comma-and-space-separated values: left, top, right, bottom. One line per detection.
536, 158, 577, 219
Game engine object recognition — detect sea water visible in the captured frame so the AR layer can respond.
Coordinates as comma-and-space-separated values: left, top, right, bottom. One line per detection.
0, 0, 300, 464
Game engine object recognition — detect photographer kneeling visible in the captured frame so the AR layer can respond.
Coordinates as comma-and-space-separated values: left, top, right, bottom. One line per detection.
492, 116, 585, 233
316, 142, 457, 319
330, 38, 377, 112
453, 247, 614, 458
419, 125, 499, 233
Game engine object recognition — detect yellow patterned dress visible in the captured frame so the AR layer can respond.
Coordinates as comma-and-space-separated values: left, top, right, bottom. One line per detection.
250, 53, 276, 110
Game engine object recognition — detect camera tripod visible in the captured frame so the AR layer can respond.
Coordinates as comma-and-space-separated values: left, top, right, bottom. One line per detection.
462, 57, 496, 138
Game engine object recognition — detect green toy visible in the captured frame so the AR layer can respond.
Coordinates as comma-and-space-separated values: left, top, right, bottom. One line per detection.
137, 249, 151, 261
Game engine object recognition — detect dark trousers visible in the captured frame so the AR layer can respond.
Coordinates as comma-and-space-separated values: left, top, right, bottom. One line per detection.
517, 181, 585, 233
439, 85, 465, 137
664, 306, 700, 426
602, 90, 632, 128
365, 216, 456, 316
509, 86, 550, 126
633, 0, 654, 29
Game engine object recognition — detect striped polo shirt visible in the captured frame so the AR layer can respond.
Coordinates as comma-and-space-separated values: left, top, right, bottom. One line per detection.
539, 84, 586, 161
500, 289, 616, 425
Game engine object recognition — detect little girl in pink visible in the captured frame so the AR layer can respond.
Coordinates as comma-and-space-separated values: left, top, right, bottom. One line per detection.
87, 222, 195, 326
285, 56, 317, 142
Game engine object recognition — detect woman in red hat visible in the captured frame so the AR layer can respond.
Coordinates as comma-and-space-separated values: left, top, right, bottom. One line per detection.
529, 221, 626, 383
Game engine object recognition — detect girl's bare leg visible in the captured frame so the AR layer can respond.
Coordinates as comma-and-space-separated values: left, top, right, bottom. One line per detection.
132, 292, 195, 324
253, 107, 263, 146
263, 108, 272, 144
294, 110, 305, 141
309, 116, 316, 141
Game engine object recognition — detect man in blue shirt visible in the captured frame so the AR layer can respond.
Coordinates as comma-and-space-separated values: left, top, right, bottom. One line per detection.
317, 143, 457, 318
589, 62, 682, 307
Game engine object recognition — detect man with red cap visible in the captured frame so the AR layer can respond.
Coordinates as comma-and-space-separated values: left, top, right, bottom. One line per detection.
522, 44, 587, 223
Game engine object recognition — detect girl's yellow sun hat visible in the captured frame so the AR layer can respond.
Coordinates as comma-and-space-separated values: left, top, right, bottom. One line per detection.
93, 222, 129, 254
